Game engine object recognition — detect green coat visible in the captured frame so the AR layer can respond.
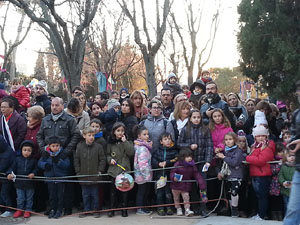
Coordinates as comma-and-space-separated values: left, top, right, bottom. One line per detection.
278, 164, 296, 196
106, 140, 134, 177
74, 141, 106, 185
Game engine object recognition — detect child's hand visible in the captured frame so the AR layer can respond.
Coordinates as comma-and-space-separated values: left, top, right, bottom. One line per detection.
7, 174, 14, 180
190, 144, 198, 150
283, 181, 292, 188
110, 159, 117, 165
121, 135, 127, 142
28, 173, 34, 179
159, 162, 166, 168
174, 177, 178, 182
217, 173, 223, 180
216, 153, 225, 159
214, 148, 221, 154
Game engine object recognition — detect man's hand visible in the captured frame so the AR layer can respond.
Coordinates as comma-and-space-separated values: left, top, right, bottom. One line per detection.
159, 161, 166, 168
206, 109, 213, 118
190, 144, 198, 150
28, 173, 34, 179
288, 139, 300, 153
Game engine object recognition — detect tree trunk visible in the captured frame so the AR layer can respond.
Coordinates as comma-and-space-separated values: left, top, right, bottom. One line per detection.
188, 67, 194, 85
144, 54, 157, 98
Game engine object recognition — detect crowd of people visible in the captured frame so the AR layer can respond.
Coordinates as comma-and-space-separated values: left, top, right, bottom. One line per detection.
0, 71, 299, 224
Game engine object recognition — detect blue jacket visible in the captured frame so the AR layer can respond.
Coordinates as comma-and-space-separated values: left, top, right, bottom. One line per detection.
0, 136, 15, 183
8, 155, 38, 189
38, 148, 70, 179
223, 146, 244, 179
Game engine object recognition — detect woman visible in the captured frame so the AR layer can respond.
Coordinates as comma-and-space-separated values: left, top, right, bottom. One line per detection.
118, 99, 138, 141
166, 101, 192, 144
130, 90, 148, 121
227, 93, 248, 129
75, 92, 91, 115
65, 98, 90, 134
243, 98, 256, 134
0, 97, 26, 151
90, 102, 102, 119
25, 106, 45, 159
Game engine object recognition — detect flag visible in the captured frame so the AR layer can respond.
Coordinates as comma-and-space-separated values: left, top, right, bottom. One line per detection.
1, 115, 15, 152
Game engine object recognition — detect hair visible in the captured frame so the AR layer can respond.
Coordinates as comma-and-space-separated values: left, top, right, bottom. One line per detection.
182, 85, 189, 90
173, 101, 192, 120
111, 122, 126, 140
1, 97, 15, 109
256, 100, 272, 116
96, 92, 109, 100
130, 90, 145, 107
224, 132, 238, 145
178, 148, 193, 161
269, 103, 280, 117
282, 149, 294, 163
161, 87, 173, 94
186, 109, 209, 138
100, 99, 108, 109
121, 99, 135, 116
227, 92, 241, 106
111, 90, 119, 97
159, 132, 173, 142
46, 136, 62, 145
52, 97, 64, 105
173, 93, 187, 104
133, 125, 148, 140
90, 118, 102, 127
27, 105, 45, 121
245, 98, 256, 106
67, 98, 81, 113
208, 108, 231, 131
206, 81, 218, 90
72, 86, 83, 94
148, 99, 162, 109
82, 127, 96, 135
219, 93, 228, 102
275, 142, 286, 155
90, 102, 102, 110
12, 78, 21, 85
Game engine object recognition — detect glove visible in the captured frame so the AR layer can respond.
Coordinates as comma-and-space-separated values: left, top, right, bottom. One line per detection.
200, 190, 208, 203
45, 163, 52, 171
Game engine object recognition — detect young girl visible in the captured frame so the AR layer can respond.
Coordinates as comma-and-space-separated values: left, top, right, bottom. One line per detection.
170, 149, 207, 217
237, 130, 250, 155
278, 150, 296, 215
216, 132, 244, 217
177, 109, 213, 216
106, 122, 134, 217
246, 125, 275, 220
134, 126, 153, 215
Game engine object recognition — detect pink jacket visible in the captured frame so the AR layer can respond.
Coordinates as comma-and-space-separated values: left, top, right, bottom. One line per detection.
211, 124, 233, 150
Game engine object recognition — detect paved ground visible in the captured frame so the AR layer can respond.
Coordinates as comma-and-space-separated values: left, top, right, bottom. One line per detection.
0, 213, 283, 225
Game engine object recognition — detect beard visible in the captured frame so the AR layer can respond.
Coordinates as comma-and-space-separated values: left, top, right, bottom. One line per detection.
206, 92, 217, 104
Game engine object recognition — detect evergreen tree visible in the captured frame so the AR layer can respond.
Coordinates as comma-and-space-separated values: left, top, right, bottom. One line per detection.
33, 51, 47, 81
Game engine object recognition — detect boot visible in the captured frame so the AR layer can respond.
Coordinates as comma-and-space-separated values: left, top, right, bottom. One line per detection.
107, 211, 114, 217
231, 207, 239, 218
108, 188, 116, 218
121, 210, 128, 217
271, 211, 277, 221
200, 203, 209, 217
276, 211, 283, 221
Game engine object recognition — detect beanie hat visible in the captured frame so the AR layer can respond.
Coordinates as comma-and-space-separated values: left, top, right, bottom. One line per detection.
36, 80, 48, 94
252, 125, 269, 137
108, 98, 120, 110
168, 72, 177, 80
237, 130, 246, 138
20, 140, 34, 150
120, 88, 128, 94
254, 110, 268, 126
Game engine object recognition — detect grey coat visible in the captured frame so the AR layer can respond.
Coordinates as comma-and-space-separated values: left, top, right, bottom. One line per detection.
223, 146, 244, 179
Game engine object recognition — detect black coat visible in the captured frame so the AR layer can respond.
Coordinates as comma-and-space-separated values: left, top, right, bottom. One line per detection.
119, 114, 138, 141
0, 136, 15, 183
34, 94, 51, 115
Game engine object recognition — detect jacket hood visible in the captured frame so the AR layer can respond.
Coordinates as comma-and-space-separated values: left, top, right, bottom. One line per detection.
190, 79, 206, 93
20, 140, 35, 151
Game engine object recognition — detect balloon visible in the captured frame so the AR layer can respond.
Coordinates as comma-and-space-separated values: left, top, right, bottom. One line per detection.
115, 173, 134, 192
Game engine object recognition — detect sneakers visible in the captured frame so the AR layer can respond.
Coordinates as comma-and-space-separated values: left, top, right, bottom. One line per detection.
0, 211, 14, 218
53, 211, 61, 219
176, 208, 183, 216
157, 208, 166, 216
93, 212, 101, 218
185, 209, 194, 217
136, 209, 151, 216
231, 207, 239, 218
48, 209, 56, 219
251, 214, 263, 220
166, 207, 173, 215
13, 210, 23, 218
23, 211, 31, 218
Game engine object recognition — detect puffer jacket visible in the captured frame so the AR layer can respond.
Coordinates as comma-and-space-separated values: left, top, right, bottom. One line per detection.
11, 85, 30, 109
223, 145, 244, 179
170, 160, 206, 192
0, 136, 15, 183
65, 109, 90, 134
119, 114, 138, 141
106, 139, 134, 178
74, 141, 106, 184
278, 163, 296, 196
36, 111, 81, 155
134, 139, 152, 184
38, 148, 70, 179
246, 140, 275, 177
8, 155, 38, 189
140, 114, 168, 151
34, 94, 51, 115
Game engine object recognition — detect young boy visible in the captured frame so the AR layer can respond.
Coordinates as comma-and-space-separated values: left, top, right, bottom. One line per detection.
38, 137, 70, 219
10, 78, 30, 111
74, 127, 106, 218
163, 73, 183, 97
152, 132, 178, 216
90, 118, 107, 152
7, 141, 38, 218
201, 70, 212, 84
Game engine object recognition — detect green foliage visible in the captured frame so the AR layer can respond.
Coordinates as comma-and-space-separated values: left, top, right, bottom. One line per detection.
237, 0, 300, 101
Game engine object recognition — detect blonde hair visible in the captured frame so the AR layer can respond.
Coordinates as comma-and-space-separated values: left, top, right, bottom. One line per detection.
27, 106, 45, 121
208, 108, 231, 131
173, 101, 191, 120
130, 90, 144, 107
83, 127, 95, 135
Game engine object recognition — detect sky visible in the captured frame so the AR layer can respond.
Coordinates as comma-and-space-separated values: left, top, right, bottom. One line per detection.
0, 0, 241, 81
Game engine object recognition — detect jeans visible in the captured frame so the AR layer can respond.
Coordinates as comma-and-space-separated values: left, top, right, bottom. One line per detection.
0, 182, 13, 211
136, 183, 150, 207
16, 188, 34, 211
252, 176, 271, 219
283, 171, 300, 225
81, 185, 99, 211
283, 195, 289, 216
156, 183, 173, 207
48, 182, 65, 212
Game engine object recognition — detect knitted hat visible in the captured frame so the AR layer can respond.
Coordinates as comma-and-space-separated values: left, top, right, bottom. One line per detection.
168, 72, 177, 80
120, 88, 128, 94
252, 125, 269, 137
237, 130, 246, 137
20, 140, 34, 150
254, 110, 268, 126
108, 98, 120, 110
36, 80, 48, 94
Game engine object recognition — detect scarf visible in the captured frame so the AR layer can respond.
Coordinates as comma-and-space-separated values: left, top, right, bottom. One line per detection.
177, 118, 188, 134
225, 145, 237, 152
27, 120, 41, 129
46, 146, 63, 157
253, 139, 269, 149
134, 139, 152, 152
11, 85, 22, 93
95, 131, 103, 138
51, 111, 64, 122
182, 160, 195, 167
1, 114, 15, 151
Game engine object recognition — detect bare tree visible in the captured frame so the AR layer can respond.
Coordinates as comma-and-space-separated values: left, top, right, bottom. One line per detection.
170, 0, 220, 85
6, 0, 101, 95
0, 2, 32, 79
118, 0, 171, 98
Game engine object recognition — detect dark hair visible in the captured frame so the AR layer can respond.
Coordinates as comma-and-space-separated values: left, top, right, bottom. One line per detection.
133, 125, 148, 140
67, 98, 81, 113
46, 136, 62, 145
178, 148, 193, 161
90, 102, 102, 110
256, 100, 272, 116
72, 86, 83, 94
206, 81, 218, 89
275, 142, 286, 155
111, 122, 126, 140
148, 99, 162, 109
111, 90, 119, 97
159, 132, 173, 142
90, 118, 102, 127
121, 99, 135, 116
186, 109, 209, 138
161, 87, 172, 94
100, 99, 108, 109
1, 96, 17, 109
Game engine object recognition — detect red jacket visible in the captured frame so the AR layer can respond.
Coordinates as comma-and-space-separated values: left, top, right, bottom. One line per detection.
11, 86, 30, 108
246, 140, 275, 177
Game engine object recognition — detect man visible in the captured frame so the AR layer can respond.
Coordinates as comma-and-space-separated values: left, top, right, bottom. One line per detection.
283, 81, 300, 225
160, 88, 174, 120
200, 81, 236, 130
94, 92, 109, 105
71, 86, 83, 98
36, 97, 80, 215
34, 80, 51, 115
